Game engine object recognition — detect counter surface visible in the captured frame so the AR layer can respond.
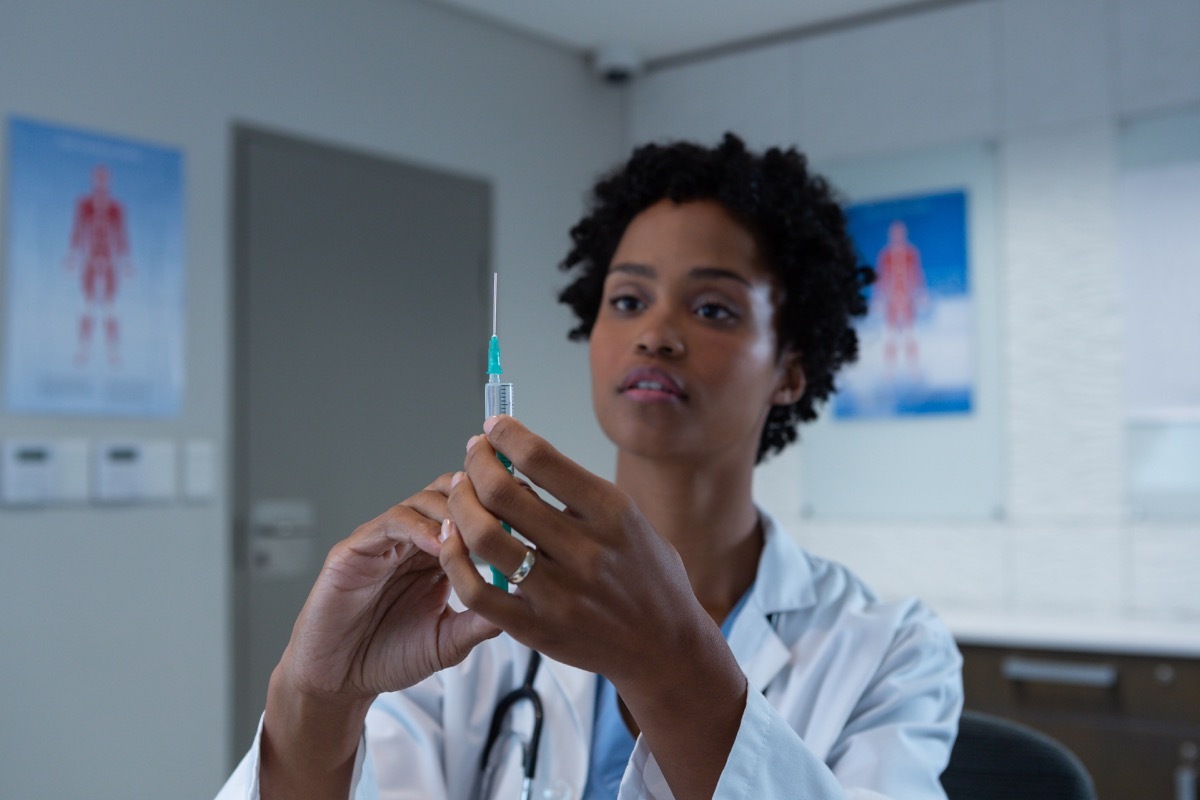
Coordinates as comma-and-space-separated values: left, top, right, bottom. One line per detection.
942, 611, 1200, 658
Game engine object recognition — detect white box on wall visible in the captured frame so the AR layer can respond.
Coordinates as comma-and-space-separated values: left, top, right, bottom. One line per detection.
92, 439, 177, 503
0, 439, 89, 505
182, 439, 217, 502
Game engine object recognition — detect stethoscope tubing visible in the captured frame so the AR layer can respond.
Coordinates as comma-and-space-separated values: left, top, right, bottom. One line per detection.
479, 650, 544, 797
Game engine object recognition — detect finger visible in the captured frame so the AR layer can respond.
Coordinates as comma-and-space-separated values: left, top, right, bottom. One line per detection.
351, 474, 457, 559
405, 473, 455, 522
482, 416, 610, 515
437, 607, 502, 669
447, 473, 544, 578
425, 472, 455, 496
345, 503, 442, 560
438, 518, 523, 622
463, 437, 564, 551
316, 511, 443, 595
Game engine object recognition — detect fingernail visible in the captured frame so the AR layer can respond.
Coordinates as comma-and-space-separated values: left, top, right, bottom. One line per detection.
439, 518, 450, 543
466, 434, 482, 451
451, 471, 464, 488
483, 416, 500, 433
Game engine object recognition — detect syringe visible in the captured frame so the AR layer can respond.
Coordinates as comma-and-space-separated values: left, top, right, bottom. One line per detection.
485, 273, 514, 423
485, 273, 514, 589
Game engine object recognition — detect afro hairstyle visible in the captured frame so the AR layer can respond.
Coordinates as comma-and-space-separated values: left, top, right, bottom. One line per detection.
558, 133, 873, 463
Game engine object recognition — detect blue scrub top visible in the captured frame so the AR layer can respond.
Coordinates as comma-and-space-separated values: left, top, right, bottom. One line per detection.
581, 586, 756, 799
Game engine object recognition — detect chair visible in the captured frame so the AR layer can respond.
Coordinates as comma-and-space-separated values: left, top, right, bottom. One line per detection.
940, 710, 1097, 800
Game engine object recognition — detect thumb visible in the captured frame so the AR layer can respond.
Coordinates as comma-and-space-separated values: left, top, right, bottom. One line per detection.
439, 609, 501, 668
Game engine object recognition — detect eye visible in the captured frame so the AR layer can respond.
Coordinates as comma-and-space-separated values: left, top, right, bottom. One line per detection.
695, 301, 736, 321
608, 294, 645, 313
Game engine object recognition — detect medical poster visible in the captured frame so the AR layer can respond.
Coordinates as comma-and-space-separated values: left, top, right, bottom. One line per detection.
834, 189, 972, 419
4, 117, 185, 417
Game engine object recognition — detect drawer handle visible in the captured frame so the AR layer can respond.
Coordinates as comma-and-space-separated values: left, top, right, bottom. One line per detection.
1001, 656, 1118, 688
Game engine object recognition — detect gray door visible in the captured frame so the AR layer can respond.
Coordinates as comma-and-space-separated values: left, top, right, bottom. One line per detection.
232, 128, 490, 757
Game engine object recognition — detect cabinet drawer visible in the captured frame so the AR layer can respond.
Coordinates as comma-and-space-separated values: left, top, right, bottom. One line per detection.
961, 645, 1200, 723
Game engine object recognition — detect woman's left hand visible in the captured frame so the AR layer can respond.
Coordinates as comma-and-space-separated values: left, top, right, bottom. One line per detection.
439, 415, 735, 692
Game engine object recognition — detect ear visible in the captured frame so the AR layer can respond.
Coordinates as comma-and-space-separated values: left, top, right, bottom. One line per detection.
771, 350, 805, 406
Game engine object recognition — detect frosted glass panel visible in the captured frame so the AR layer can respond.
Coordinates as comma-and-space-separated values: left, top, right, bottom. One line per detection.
1128, 422, 1200, 519
1120, 109, 1200, 520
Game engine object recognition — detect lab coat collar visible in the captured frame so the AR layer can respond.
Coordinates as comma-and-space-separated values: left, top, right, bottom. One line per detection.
539, 649, 596, 798
752, 509, 817, 614
727, 510, 816, 693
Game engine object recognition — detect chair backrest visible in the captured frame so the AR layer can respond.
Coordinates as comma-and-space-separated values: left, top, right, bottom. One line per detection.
940, 710, 1097, 800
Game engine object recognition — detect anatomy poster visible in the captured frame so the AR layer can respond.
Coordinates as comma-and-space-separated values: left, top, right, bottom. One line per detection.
4, 117, 184, 417
835, 189, 972, 419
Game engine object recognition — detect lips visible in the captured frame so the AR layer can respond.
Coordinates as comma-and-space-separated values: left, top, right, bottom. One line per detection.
619, 366, 687, 402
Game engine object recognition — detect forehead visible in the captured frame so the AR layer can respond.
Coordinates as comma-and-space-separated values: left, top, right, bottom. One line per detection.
610, 199, 770, 281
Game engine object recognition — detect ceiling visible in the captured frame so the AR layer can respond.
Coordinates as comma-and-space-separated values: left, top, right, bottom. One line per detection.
423, 0, 941, 67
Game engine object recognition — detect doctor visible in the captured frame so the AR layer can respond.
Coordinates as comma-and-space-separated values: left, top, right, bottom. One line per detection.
217, 133, 962, 800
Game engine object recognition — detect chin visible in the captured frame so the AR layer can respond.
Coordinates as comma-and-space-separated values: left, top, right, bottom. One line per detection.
601, 417, 681, 457
611, 421, 722, 463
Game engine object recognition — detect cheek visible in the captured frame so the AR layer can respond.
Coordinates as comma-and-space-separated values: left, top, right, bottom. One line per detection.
708, 332, 781, 405
745, 329, 777, 365
588, 333, 616, 400
727, 324, 777, 373
587, 333, 606, 382
588, 315, 627, 368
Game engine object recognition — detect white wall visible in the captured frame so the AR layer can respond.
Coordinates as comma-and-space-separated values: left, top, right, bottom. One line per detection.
632, 0, 1200, 623
0, 1, 622, 796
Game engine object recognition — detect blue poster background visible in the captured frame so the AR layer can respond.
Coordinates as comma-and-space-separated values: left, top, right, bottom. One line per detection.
835, 190, 973, 418
4, 117, 185, 416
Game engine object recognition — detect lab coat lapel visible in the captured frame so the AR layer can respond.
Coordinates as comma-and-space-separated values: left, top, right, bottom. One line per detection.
728, 511, 819, 694
729, 606, 791, 693
539, 654, 597, 797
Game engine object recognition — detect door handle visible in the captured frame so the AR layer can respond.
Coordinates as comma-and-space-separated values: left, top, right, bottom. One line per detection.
1001, 656, 1118, 688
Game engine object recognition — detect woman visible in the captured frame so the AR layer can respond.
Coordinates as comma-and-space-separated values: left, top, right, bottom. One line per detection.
217, 134, 962, 800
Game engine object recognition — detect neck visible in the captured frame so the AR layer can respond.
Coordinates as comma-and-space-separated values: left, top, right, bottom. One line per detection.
614, 450, 763, 624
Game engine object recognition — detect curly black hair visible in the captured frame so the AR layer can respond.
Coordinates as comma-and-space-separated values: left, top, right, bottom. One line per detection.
558, 133, 873, 463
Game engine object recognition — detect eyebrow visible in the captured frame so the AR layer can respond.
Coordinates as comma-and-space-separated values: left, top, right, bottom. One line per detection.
609, 263, 752, 287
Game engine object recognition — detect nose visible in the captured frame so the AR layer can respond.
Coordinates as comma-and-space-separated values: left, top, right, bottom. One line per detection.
634, 310, 686, 358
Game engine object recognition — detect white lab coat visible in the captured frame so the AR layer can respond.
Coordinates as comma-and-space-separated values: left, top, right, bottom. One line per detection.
217, 511, 962, 800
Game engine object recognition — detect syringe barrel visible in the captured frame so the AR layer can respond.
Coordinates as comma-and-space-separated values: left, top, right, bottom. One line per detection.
485, 381, 514, 418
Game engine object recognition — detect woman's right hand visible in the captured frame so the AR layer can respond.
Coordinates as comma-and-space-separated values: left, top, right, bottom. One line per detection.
278, 472, 500, 699
260, 473, 500, 799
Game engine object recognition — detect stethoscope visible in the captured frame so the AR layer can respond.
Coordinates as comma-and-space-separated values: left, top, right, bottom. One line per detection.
474, 612, 780, 799
478, 650, 544, 800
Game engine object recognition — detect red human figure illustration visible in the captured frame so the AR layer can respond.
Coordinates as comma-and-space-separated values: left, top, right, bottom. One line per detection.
874, 220, 926, 377
64, 165, 133, 366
